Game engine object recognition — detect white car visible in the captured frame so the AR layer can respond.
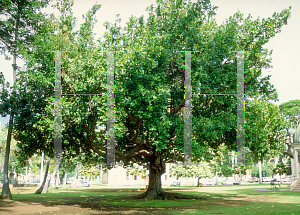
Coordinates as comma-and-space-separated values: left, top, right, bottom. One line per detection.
223, 180, 240, 185
262, 177, 272, 182
71, 181, 91, 188
286, 176, 295, 182
222, 180, 233, 185
202, 180, 214, 185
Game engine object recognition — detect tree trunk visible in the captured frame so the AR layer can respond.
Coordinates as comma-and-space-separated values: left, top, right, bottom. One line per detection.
258, 160, 262, 184
197, 177, 203, 187
280, 174, 282, 184
100, 164, 102, 184
35, 157, 50, 194
0, 113, 14, 200
131, 174, 134, 186
1, 12, 20, 199
56, 166, 60, 188
60, 171, 64, 185
141, 151, 165, 200
43, 173, 51, 192
1, 53, 17, 199
62, 167, 67, 189
40, 151, 44, 185
215, 166, 218, 185
15, 172, 19, 185
71, 165, 78, 187
43, 157, 61, 192
74, 165, 78, 180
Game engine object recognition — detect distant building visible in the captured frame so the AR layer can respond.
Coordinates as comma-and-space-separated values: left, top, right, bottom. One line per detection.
102, 163, 173, 187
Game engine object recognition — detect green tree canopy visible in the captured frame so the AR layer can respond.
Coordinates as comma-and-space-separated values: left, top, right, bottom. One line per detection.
245, 99, 288, 161
279, 100, 300, 128
170, 162, 212, 186
272, 162, 288, 183
10, 0, 292, 199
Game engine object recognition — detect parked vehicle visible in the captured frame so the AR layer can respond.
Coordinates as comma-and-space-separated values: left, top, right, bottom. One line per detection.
170, 181, 181, 186
222, 180, 233, 185
233, 180, 241, 185
281, 176, 294, 182
80, 182, 90, 187
202, 180, 214, 186
248, 178, 256, 183
286, 176, 294, 182
72, 181, 91, 188
262, 177, 272, 182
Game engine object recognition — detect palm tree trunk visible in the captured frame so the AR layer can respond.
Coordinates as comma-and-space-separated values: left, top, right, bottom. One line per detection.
56, 165, 60, 188
0, 9, 19, 199
35, 157, 50, 194
62, 167, 67, 189
40, 151, 44, 185
43, 157, 61, 192
0, 113, 14, 199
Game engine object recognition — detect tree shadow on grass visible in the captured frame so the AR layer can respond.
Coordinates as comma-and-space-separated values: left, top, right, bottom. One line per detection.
0, 188, 287, 214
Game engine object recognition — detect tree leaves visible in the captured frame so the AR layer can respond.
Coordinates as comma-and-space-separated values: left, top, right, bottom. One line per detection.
9, 0, 293, 169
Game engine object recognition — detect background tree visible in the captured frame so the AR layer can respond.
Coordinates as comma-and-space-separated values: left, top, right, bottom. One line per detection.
126, 164, 149, 187
263, 162, 275, 178
279, 100, 300, 159
245, 99, 289, 162
251, 162, 274, 178
279, 100, 300, 128
220, 164, 233, 180
0, 0, 50, 199
79, 164, 101, 181
233, 165, 247, 181
126, 164, 140, 186
169, 162, 213, 187
272, 162, 288, 184
138, 167, 148, 187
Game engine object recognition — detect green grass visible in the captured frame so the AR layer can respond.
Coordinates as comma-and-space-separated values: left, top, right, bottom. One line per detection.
2, 185, 300, 214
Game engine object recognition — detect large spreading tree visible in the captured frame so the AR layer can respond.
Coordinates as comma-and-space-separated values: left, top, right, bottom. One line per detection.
11, 0, 292, 200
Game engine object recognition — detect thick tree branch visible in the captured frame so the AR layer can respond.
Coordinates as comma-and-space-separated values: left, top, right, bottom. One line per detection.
124, 118, 134, 139
84, 140, 107, 158
123, 106, 146, 144
132, 119, 143, 143
123, 106, 138, 123
169, 99, 185, 115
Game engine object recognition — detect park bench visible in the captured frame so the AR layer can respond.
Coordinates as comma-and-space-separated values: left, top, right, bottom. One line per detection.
270, 180, 280, 189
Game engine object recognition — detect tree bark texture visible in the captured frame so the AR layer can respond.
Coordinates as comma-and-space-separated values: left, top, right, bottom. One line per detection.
56, 166, 60, 188
0, 8, 19, 199
141, 150, 166, 200
35, 157, 50, 194
43, 158, 61, 192
62, 167, 67, 189
0, 113, 14, 199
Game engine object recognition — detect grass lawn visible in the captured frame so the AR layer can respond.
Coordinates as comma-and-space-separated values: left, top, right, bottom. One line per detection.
0, 184, 300, 214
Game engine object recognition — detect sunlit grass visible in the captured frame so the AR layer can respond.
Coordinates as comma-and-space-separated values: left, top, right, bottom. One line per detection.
2, 184, 300, 214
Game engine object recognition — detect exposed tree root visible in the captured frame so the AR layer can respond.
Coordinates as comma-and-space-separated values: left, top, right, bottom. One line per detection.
134, 191, 207, 201
0, 192, 12, 200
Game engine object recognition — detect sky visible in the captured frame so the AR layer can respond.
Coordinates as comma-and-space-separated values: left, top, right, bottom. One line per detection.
0, 0, 299, 127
